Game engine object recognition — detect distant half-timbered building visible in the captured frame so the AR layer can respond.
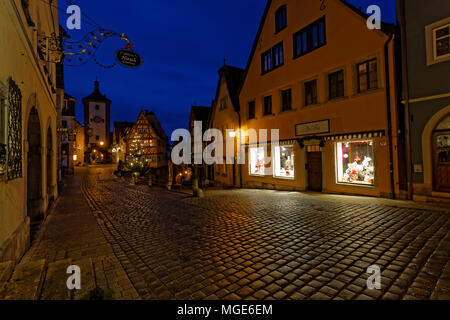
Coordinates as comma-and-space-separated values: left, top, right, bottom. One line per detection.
126, 110, 169, 169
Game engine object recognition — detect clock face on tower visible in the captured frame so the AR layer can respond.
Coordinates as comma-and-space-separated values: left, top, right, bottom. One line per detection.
93, 116, 103, 123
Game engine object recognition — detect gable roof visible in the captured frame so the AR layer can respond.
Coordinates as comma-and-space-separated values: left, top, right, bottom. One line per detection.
239, 0, 395, 94
219, 65, 245, 112
207, 65, 245, 129
142, 110, 169, 141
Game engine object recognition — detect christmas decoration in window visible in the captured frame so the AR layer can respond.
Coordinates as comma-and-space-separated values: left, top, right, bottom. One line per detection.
249, 147, 265, 176
336, 140, 374, 185
274, 146, 294, 179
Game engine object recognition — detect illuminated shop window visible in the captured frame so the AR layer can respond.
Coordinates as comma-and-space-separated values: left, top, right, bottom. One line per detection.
336, 140, 374, 185
274, 146, 294, 179
249, 147, 265, 176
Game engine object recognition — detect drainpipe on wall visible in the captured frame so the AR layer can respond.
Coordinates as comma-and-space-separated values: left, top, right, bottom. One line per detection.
237, 110, 243, 189
400, 0, 414, 200
384, 33, 396, 199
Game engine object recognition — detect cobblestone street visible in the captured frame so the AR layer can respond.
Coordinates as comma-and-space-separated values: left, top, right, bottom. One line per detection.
77, 166, 449, 300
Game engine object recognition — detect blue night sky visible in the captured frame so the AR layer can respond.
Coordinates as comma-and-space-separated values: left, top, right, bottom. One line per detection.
60, 0, 396, 137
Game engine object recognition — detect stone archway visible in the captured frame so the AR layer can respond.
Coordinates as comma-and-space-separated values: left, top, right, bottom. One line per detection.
422, 105, 450, 193
46, 125, 54, 204
27, 107, 43, 227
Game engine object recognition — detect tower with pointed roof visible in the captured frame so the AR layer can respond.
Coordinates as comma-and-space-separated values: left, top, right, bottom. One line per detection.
82, 79, 112, 162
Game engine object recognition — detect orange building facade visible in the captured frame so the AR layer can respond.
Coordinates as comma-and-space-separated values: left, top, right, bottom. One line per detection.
238, 0, 405, 198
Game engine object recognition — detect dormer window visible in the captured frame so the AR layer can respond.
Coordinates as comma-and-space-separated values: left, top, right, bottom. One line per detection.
275, 5, 287, 33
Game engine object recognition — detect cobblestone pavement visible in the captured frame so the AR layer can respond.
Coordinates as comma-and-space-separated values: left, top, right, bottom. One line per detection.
81, 166, 450, 300
14, 168, 140, 300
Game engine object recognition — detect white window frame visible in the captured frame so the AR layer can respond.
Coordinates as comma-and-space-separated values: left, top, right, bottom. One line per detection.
434, 24, 450, 60
249, 146, 265, 176
334, 140, 375, 187
426, 17, 450, 66
273, 145, 295, 180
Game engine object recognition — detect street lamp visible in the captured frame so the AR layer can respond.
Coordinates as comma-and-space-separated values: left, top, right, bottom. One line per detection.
100, 141, 104, 146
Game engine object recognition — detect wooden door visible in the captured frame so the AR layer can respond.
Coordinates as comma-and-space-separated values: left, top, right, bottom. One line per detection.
433, 131, 450, 192
307, 152, 322, 191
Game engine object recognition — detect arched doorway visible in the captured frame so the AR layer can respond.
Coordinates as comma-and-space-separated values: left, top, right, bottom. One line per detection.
47, 125, 54, 204
27, 107, 43, 230
432, 114, 450, 192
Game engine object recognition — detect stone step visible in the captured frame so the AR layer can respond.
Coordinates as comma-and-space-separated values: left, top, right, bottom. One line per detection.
40, 258, 72, 300
0, 259, 46, 300
0, 256, 129, 300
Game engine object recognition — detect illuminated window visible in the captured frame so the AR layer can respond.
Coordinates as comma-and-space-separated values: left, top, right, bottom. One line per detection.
249, 147, 265, 176
336, 141, 375, 185
274, 146, 294, 179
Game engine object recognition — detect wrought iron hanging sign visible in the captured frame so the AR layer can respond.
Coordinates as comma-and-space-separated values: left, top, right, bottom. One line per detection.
114, 49, 143, 69
62, 28, 143, 69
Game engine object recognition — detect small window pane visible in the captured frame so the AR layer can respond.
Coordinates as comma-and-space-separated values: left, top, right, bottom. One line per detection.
436, 37, 450, 57
248, 101, 255, 119
312, 25, 318, 48
281, 89, 292, 111
318, 20, 326, 45
436, 26, 449, 38
302, 32, 308, 54
264, 96, 272, 115
305, 80, 317, 106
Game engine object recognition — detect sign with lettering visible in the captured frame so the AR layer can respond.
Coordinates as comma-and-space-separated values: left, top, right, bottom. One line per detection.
295, 120, 330, 136
115, 49, 143, 68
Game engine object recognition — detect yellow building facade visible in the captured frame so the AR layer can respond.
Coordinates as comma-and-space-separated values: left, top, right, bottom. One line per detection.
239, 0, 404, 198
208, 66, 244, 187
0, 0, 59, 262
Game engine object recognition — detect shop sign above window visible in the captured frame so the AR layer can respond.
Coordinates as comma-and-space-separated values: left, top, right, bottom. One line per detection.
295, 120, 329, 136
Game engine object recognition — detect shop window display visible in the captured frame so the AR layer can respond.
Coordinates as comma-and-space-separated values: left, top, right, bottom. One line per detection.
250, 147, 265, 175
336, 140, 374, 185
274, 146, 294, 178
